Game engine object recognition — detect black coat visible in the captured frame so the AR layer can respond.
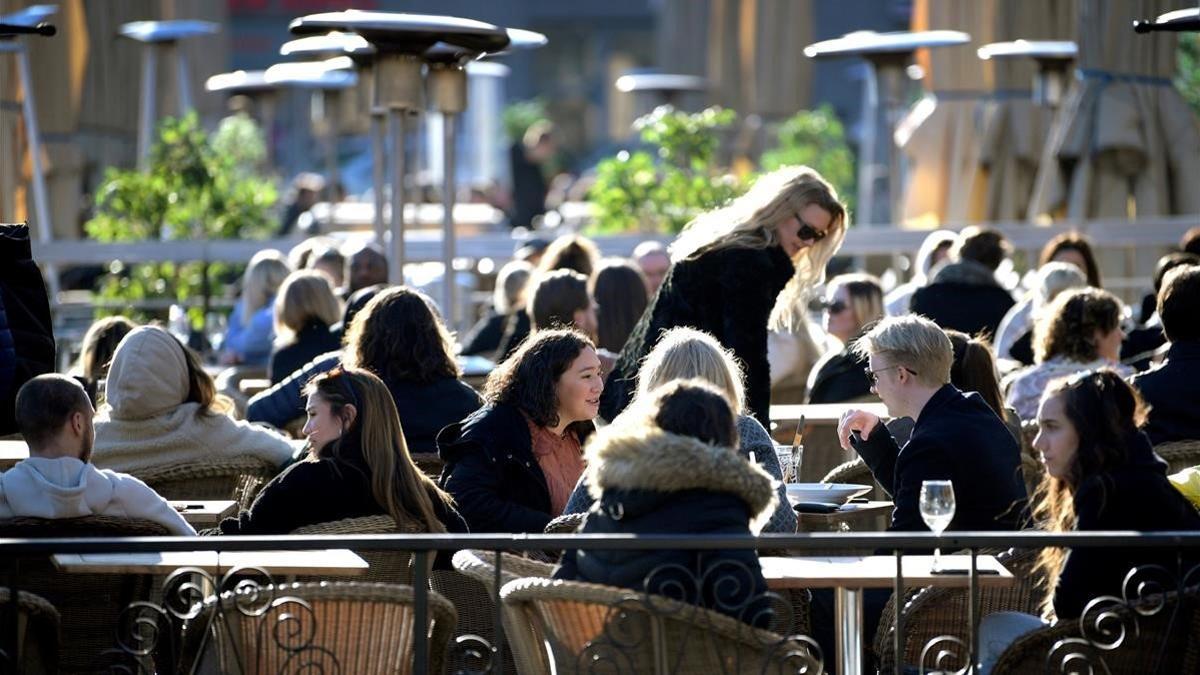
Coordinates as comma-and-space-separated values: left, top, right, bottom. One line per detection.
437, 403, 595, 533
268, 320, 341, 384
0, 224, 55, 436
554, 426, 775, 627
460, 310, 508, 357
600, 244, 795, 428
807, 339, 872, 404
1054, 432, 1200, 620
853, 384, 1027, 532
909, 262, 1014, 340
1130, 341, 1200, 446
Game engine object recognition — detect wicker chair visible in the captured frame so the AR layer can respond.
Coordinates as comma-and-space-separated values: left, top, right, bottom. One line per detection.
187, 581, 457, 675
501, 577, 821, 674
0, 588, 60, 675
454, 549, 557, 675
0, 516, 169, 674
291, 515, 427, 585
872, 547, 1044, 672
134, 456, 281, 509
1155, 440, 1200, 473
991, 586, 1200, 674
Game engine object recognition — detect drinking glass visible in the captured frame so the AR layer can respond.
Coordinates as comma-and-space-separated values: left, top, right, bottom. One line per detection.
920, 480, 956, 571
774, 444, 802, 483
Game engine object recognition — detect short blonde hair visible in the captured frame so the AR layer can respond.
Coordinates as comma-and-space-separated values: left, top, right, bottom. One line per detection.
274, 270, 343, 346
635, 327, 745, 415
852, 315, 952, 387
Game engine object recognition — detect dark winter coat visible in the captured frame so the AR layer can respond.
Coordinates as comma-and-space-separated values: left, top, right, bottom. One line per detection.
460, 310, 508, 358
554, 425, 777, 627
806, 336, 872, 404
600, 244, 796, 428
0, 224, 55, 436
1130, 341, 1200, 446
910, 260, 1015, 341
437, 403, 595, 533
853, 384, 1027, 532
268, 319, 341, 384
1054, 432, 1200, 620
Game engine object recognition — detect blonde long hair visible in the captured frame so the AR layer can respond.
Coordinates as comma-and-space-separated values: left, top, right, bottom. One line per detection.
274, 270, 343, 347
240, 250, 290, 326
668, 166, 848, 333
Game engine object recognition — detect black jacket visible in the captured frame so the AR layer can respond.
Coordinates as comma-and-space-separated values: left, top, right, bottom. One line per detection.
554, 426, 776, 627
600, 244, 795, 428
460, 310, 508, 358
0, 224, 55, 436
1130, 341, 1200, 446
853, 384, 1027, 532
807, 337, 872, 404
910, 261, 1015, 340
268, 320, 341, 384
1054, 432, 1200, 620
438, 403, 595, 533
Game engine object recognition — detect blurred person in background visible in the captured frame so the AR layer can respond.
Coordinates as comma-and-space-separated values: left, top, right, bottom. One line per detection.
884, 229, 956, 317
74, 316, 137, 404
910, 225, 1015, 340
221, 250, 290, 367
807, 273, 884, 404
1038, 232, 1102, 288
994, 262, 1088, 367
536, 233, 600, 278
269, 271, 343, 385
461, 260, 532, 359
590, 259, 648, 355
308, 246, 346, 290
1130, 264, 1200, 445
632, 241, 671, 297
343, 242, 389, 298
509, 120, 556, 230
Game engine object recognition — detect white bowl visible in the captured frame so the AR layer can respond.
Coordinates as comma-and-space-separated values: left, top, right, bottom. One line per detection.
785, 483, 872, 506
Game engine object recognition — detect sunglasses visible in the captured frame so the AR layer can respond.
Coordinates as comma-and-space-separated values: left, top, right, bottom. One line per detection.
797, 221, 828, 242
864, 364, 917, 385
823, 299, 848, 314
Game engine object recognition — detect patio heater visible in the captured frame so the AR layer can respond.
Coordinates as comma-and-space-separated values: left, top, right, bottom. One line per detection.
423, 27, 546, 326
1134, 6, 1200, 33
289, 12, 509, 288
204, 70, 280, 165
804, 31, 969, 226
977, 41, 1079, 109
263, 61, 357, 232
614, 71, 708, 115
119, 20, 219, 170
0, 3, 56, 292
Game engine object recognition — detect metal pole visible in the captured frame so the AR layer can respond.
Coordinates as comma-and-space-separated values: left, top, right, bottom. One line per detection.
370, 111, 386, 246
389, 108, 406, 285
324, 90, 340, 231
137, 45, 158, 169
15, 46, 58, 299
441, 111, 457, 326
856, 67, 877, 225
878, 60, 908, 227
175, 44, 193, 114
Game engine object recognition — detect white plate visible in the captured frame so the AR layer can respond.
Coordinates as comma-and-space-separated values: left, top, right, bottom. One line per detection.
785, 483, 872, 506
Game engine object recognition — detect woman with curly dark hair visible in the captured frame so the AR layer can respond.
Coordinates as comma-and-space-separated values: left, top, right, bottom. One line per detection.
1003, 288, 1131, 422
437, 328, 602, 533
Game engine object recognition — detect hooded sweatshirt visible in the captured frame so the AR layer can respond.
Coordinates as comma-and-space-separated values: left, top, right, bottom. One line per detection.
92, 326, 295, 473
0, 456, 195, 535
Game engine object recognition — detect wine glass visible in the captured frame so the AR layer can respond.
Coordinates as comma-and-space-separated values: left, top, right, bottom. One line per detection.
920, 480, 956, 571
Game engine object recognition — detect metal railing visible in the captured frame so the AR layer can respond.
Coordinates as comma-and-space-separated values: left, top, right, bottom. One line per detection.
0, 530, 1197, 674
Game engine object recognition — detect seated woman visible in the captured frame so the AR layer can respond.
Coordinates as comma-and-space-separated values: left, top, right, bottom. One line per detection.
590, 258, 648, 354
1004, 288, 1132, 422
978, 370, 1200, 673
460, 259, 532, 358
438, 328, 601, 533
269, 270, 343, 384
555, 380, 776, 628
222, 250, 290, 367
247, 287, 481, 457
806, 273, 884, 404
563, 326, 797, 534
92, 326, 295, 473
219, 367, 466, 536
73, 315, 137, 404
993, 262, 1087, 367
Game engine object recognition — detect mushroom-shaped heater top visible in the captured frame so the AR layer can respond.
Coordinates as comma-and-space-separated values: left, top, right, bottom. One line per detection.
615, 72, 707, 93
289, 11, 508, 55
264, 61, 357, 89
977, 40, 1078, 61
1134, 7, 1200, 33
119, 20, 218, 43
281, 31, 370, 58
0, 4, 56, 38
804, 30, 970, 59
205, 69, 273, 93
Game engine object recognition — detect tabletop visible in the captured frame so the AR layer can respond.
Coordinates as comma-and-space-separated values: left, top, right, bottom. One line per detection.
0, 440, 28, 470
760, 554, 1014, 590
793, 501, 893, 526
52, 548, 369, 576
770, 403, 890, 426
170, 500, 238, 526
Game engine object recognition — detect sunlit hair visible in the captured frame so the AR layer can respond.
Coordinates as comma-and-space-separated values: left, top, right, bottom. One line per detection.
827, 273, 884, 334
1031, 369, 1147, 616
288, 236, 338, 271
951, 225, 1011, 272
1032, 288, 1122, 364
484, 328, 595, 434
240, 250, 290, 326
644, 379, 737, 448
344, 286, 459, 385
590, 259, 648, 353
1039, 232, 1102, 288
79, 316, 137, 382
536, 234, 600, 278
668, 166, 847, 333
945, 330, 1004, 417
528, 269, 589, 332
1159, 264, 1200, 343
636, 327, 745, 415
494, 260, 533, 314
309, 246, 346, 287
1031, 262, 1087, 315
274, 270, 343, 347
304, 367, 454, 533
852, 315, 953, 387
914, 230, 957, 282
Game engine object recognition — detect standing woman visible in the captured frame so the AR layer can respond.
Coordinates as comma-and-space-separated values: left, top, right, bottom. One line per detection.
438, 329, 602, 533
600, 166, 847, 427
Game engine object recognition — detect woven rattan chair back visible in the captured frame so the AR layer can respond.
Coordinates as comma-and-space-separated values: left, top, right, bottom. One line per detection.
453, 550, 556, 675
873, 547, 1044, 672
501, 577, 818, 675
291, 515, 426, 585
189, 581, 456, 675
0, 516, 169, 674
0, 588, 60, 675
1154, 440, 1200, 473
134, 456, 280, 509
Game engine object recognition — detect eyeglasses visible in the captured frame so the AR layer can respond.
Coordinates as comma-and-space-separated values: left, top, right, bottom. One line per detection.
797, 221, 828, 242
823, 299, 848, 314
864, 364, 917, 385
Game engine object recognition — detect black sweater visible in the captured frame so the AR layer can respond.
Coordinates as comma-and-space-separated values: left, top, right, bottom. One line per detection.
268, 320, 340, 385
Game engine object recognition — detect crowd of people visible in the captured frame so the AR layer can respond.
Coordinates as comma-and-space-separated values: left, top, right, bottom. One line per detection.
1, 163, 1199, 671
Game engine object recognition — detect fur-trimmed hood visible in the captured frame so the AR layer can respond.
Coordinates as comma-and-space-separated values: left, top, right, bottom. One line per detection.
584, 425, 779, 533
